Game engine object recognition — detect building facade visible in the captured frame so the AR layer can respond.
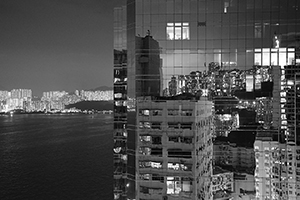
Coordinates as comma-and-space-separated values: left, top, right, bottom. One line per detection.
113, 0, 300, 199
214, 138, 255, 173
136, 97, 213, 200
254, 66, 300, 200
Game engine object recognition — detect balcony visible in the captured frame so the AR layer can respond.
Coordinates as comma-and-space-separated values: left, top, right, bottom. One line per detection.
166, 192, 193, 199
139, 128, 164, 136
139, 180, 164, 188
167, 157, 193, 165
139, 135, 162, 148
166, 141, 193, 150
166, 129, 194, 137
138, 155, 164, 162
139, 168, 193, 177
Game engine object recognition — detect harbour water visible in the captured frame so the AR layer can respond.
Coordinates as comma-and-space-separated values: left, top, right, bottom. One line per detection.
0, 114, 113, 200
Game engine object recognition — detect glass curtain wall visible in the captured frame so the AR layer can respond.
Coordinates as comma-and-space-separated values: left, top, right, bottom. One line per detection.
113, 6, 128, 200
114, 0, 300, 199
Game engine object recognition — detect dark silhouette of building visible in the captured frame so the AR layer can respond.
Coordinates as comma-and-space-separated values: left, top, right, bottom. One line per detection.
136, 35, 161, 97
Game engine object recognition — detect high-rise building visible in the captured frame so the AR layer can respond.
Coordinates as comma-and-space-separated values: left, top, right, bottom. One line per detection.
255, 67, 300, 200
136, 96, 213, 200
114, 0, 300, 199
11, 89, 32, 100
214, 131, 256, 173
0, 90, 10, 101
42, 91, 67, 101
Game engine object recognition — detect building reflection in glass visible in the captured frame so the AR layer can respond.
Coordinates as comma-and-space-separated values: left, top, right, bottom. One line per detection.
113, 0, 300, 199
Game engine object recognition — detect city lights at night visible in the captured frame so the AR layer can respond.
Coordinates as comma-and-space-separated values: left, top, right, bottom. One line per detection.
113, 1, 300, 200
2, 0, 300, 200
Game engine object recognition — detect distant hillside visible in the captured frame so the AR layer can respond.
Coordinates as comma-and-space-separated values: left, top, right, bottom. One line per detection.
66, 101, 113, 111
90, 86, 113, 91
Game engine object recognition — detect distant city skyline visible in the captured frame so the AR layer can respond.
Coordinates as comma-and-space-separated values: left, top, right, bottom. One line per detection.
0, 0, 125, 96
0, 85, 113, 97
0, 87, 113, 113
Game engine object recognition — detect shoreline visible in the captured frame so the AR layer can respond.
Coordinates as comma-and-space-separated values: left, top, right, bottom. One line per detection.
0, 111, 113, 116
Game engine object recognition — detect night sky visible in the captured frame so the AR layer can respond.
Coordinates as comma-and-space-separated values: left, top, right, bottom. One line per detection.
0, 0, 124, 96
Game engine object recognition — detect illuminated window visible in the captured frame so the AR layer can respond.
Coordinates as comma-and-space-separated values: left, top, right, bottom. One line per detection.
167, 23, 190, 40
140, 174, 150, 180
114, 78, 121, 83
139, 147, 151, 155
140, 136, 151, 142
139, 161, 162, 169
167, 177, 192, 194
114, 93, 122, 98
139, 109, 150, 116
181, 109, 193, 116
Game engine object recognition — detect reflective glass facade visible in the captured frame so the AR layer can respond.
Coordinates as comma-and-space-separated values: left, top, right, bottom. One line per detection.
114, 0, 300, 199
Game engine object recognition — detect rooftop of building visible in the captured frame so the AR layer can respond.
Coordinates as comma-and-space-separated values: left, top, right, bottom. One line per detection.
255, 131, 276, 141
255, 129, 290, 144
214, 125, 258, 148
